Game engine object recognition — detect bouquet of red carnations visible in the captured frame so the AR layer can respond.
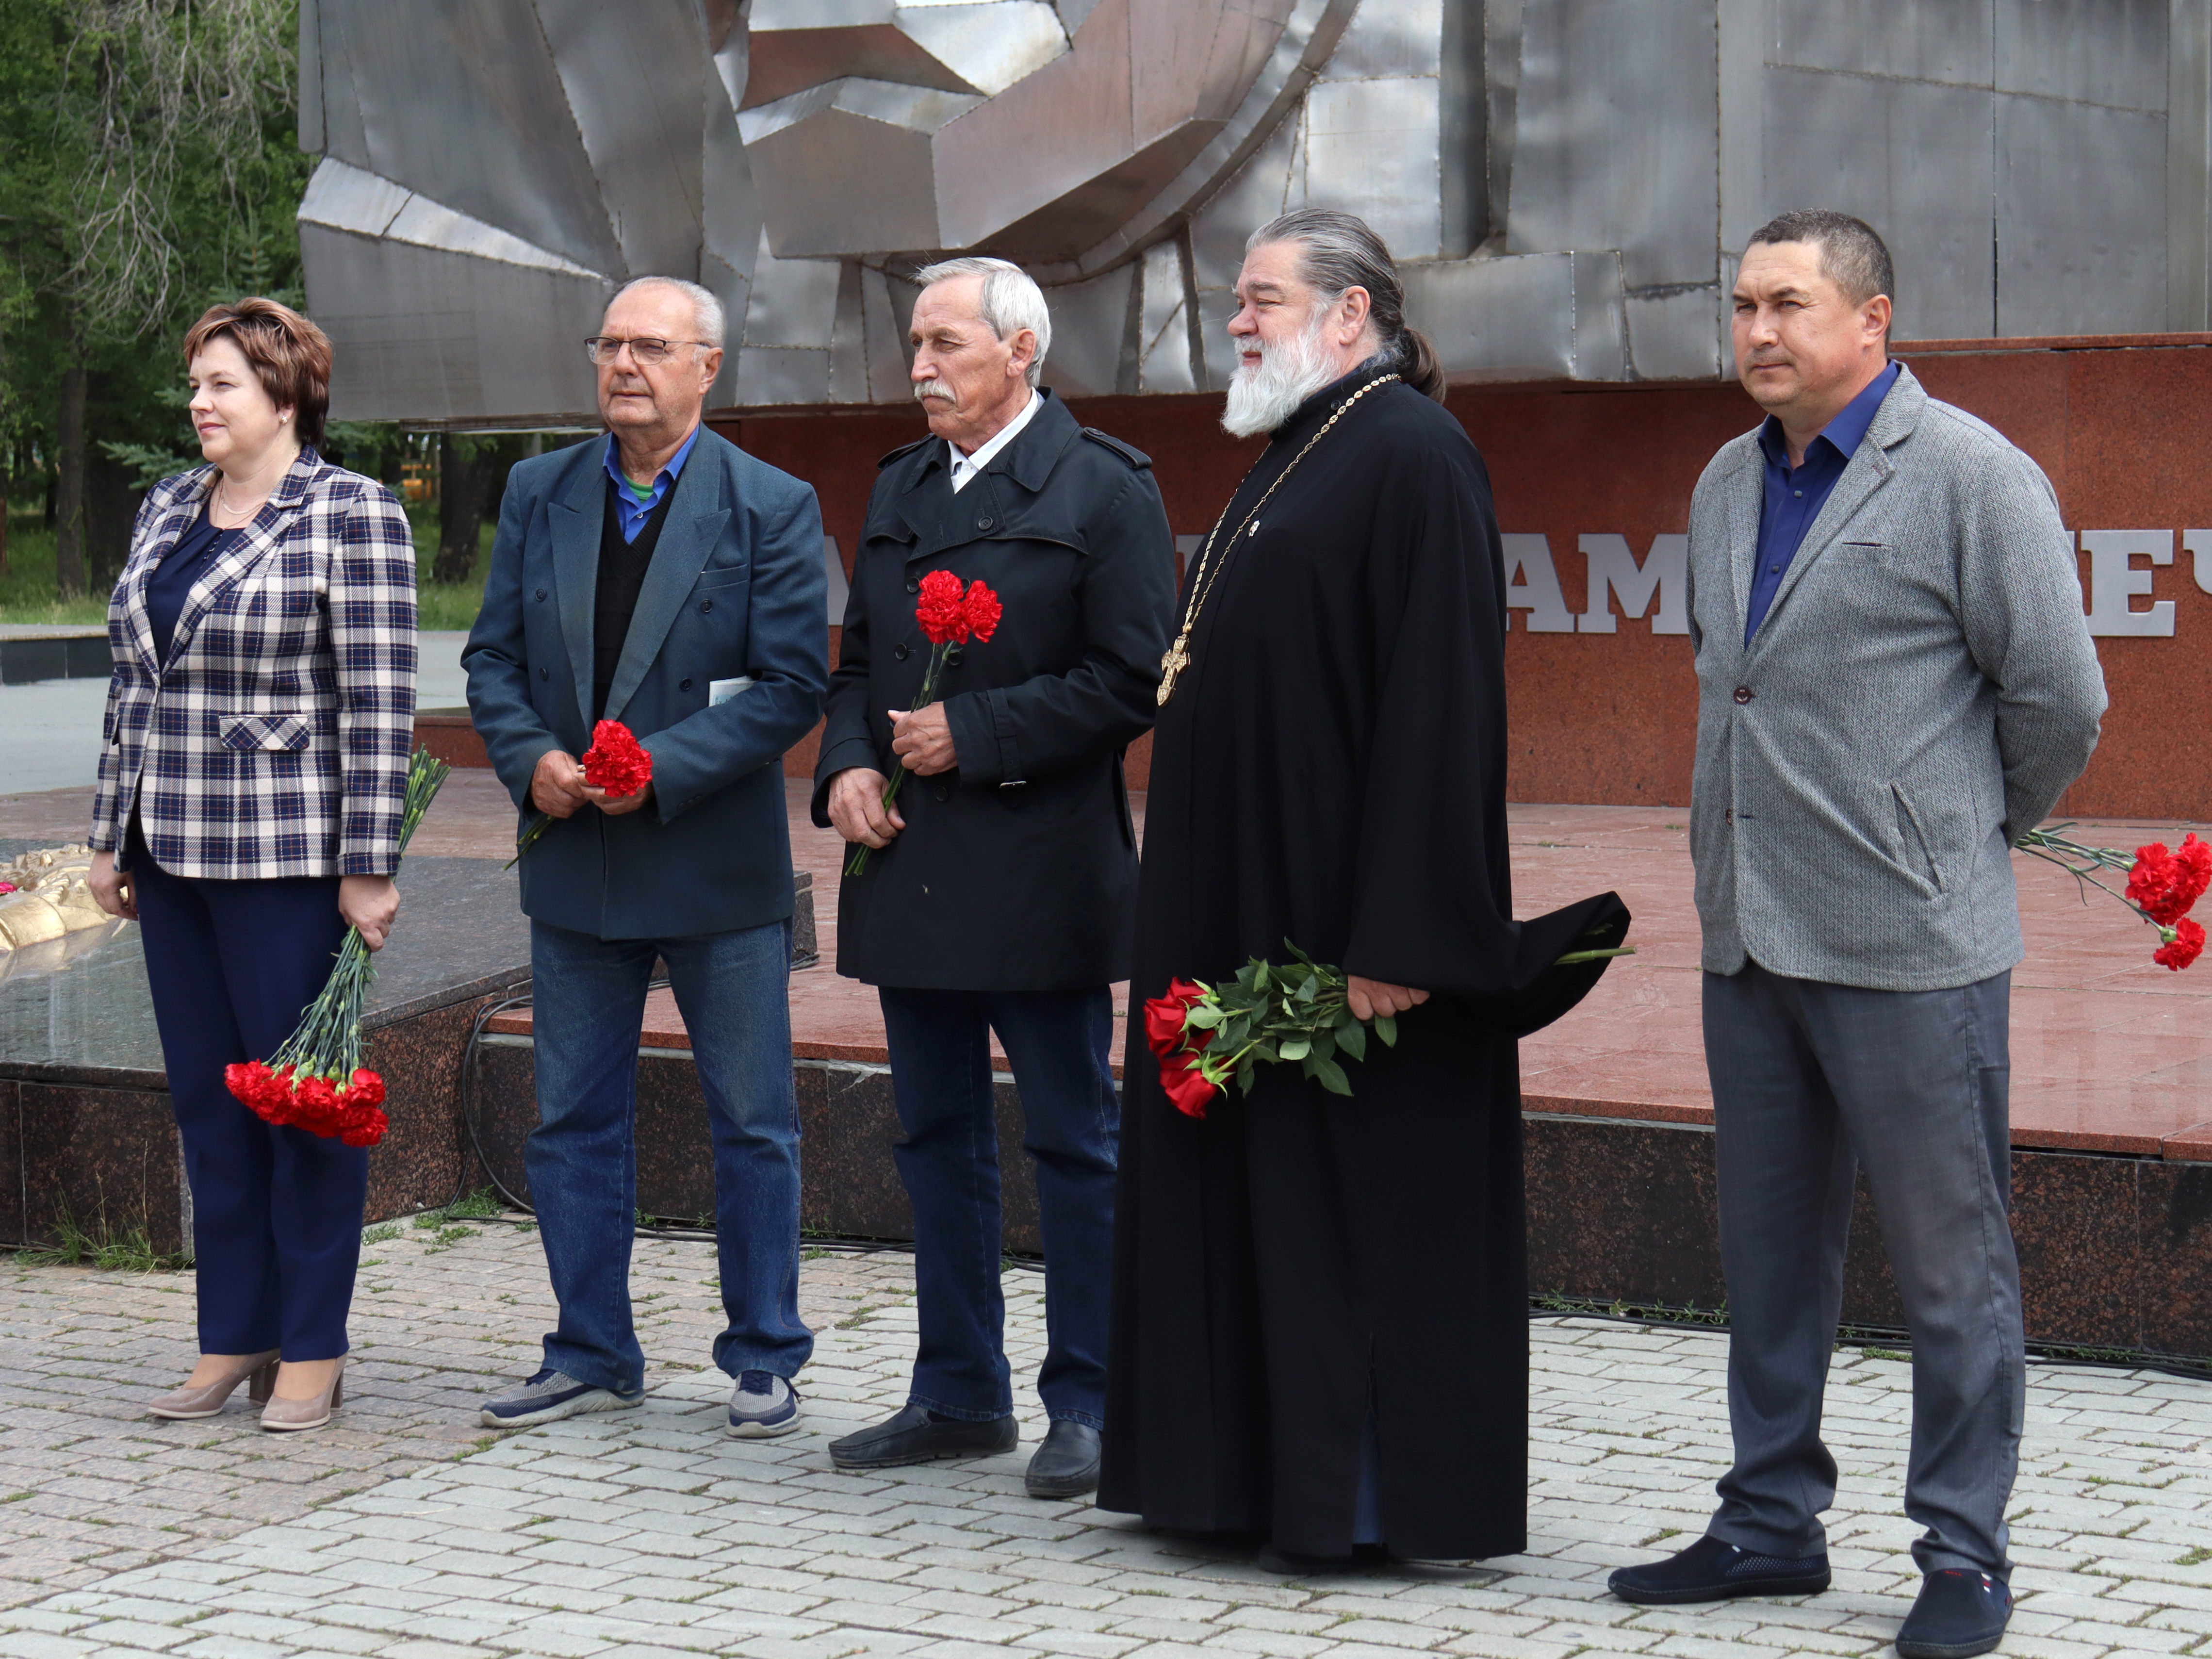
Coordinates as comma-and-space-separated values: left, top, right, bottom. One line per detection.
507, 719, 653, 868
2019, 826, 2211, 970
225, 747, 452, 1147
846, 568, 1003, 877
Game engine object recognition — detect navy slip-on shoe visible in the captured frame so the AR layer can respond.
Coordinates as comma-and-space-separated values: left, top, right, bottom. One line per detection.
1608, 1533, 1832, 1604
726, 1370, 802, 1438
1896, 1569, 2012, 1659
479, 1368, 644, 1429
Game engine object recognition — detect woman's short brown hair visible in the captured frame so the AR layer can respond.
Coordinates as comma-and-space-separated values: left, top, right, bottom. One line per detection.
183, 297, 333, 450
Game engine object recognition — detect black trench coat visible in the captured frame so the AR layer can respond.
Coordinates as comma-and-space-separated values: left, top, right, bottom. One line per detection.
812, 390, 1176, 990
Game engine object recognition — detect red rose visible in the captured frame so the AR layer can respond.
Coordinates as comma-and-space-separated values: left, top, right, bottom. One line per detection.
917, 569, 970, 645
2156, 917, 2205, 972
1159, 1053, 1220, 1119
1143, 978, 1209, 1058
960, 579, 1003, 644
581, 720, 652, 798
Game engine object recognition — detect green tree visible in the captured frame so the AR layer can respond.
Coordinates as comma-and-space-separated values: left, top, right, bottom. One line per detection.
0, 0, 308, 596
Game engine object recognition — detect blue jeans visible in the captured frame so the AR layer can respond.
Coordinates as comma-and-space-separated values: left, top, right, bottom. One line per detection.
877, 986, 1118, 1428
129, 828, 363, 1360
1704, 963, 2020, 1578
527, 917, 811, 1393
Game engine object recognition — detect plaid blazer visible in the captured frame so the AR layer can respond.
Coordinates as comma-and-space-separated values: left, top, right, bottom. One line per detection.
90, 447, 418, 879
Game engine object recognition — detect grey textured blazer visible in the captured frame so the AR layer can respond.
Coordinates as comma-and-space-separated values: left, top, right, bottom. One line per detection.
1686, 363, 2106, 991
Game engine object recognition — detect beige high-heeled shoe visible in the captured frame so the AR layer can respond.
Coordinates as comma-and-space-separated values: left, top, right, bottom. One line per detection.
146, 1350, 281, 1420
261, 1357, 345, 1432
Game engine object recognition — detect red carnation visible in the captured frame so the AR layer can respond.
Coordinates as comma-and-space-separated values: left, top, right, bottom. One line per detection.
917, 569, 970, 645
2126, 836, 2212, 926
960, 579, 1002, 644
582, 720, 652, 799
343, 1068, 386, 1109
337, 1103, 389, 1148
2156, 917, 2206, 972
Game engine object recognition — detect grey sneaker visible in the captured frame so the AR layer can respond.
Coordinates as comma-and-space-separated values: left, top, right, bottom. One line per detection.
480, 1368, 643, 1429
726, 1370, 802, 1438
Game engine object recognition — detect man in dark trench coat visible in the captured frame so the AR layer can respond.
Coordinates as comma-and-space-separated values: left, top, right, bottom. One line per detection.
814, 256, 1175, 1499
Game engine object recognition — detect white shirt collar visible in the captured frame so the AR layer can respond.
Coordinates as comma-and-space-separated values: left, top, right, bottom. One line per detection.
949, 391, 1041, 494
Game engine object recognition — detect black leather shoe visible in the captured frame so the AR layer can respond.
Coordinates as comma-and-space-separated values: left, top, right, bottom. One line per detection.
1896, 1568, 2011, 1659
828, 1404, 1018, 1471
1024, 1420, 1101, 1498
1608, 1534, 1831, 1604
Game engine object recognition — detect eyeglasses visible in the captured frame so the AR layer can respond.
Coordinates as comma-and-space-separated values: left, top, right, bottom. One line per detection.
583, 336, 714, 366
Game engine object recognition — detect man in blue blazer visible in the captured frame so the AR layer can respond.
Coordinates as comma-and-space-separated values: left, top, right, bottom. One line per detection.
464, 276, 829, 1436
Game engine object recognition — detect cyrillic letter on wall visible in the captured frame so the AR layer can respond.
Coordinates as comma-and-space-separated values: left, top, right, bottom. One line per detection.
1503, 533, 1575, 632
1576, 533, 1688, 634
2081, 530, 2176, 637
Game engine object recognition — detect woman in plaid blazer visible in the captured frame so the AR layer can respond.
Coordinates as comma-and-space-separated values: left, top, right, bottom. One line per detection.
85, 298, 417, 1432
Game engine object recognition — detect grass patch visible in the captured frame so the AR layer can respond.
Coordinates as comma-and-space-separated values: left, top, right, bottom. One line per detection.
0, 503, 492, 629
360, 1223, 401, 1245
411, 1188, 501, 1228
0, 522, 109, 625
20, 1199, 191, 1272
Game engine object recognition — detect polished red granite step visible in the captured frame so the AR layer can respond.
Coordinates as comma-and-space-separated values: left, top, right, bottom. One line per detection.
486, 789, 2212, 1161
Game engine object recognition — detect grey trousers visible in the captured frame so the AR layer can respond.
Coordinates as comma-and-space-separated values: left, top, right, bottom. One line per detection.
1703, 962, 2021, 1578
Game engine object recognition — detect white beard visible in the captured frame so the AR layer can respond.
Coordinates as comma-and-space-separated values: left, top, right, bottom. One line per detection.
1220, 312, 1340, 439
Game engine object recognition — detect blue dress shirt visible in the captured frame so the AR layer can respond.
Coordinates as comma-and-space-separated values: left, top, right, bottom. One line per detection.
603, 424, 702, 543
1744, 360, 1900, 641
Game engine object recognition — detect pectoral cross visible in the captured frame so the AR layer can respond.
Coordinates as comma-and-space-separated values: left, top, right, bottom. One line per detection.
1157, 630, 1192, 706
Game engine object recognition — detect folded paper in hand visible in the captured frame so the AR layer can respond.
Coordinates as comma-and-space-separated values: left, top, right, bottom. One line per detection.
710, 677, 754, 706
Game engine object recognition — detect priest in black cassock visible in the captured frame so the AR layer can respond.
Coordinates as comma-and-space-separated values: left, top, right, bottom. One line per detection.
1096, 209, 1629, 1570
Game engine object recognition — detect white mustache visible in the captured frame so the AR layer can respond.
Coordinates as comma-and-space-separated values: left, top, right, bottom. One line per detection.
914, 378, 954, 404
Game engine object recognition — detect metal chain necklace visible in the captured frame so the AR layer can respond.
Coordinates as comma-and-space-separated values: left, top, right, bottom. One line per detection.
212, 445, 301, 528
1157, 373, 1397, 706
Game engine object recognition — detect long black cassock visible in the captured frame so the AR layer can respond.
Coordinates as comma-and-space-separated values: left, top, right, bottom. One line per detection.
1096, 368, 1629, 1561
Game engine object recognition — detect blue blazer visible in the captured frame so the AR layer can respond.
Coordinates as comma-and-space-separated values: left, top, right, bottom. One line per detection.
463, 428, 828, 940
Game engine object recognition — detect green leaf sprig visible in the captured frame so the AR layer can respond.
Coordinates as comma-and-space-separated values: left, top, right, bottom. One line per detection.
1178, 942, 1398, 1099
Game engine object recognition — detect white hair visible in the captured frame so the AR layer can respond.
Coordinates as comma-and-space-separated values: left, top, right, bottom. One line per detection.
912, 256, 1051, 387
608, 276, 727, 348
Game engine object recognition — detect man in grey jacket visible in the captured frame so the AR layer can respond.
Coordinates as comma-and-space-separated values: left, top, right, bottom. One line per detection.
1607, 212, 2105, 1659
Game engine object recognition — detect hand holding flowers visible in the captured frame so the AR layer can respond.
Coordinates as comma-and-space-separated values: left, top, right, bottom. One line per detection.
845, 569, 1003, 877
508, 720, 654, 867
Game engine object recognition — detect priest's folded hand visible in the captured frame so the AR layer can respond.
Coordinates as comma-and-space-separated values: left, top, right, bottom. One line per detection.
828, 767, 906, 848
887, 705, 958, 775
1346, 975, 1430, 1021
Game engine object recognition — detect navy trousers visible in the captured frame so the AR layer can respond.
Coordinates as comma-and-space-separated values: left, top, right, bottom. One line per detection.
878, 986, 1119, 1428
130, 831, 366, 1359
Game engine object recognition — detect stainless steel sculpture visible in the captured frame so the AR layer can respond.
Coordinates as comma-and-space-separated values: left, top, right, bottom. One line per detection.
298, 0, 2212, 423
